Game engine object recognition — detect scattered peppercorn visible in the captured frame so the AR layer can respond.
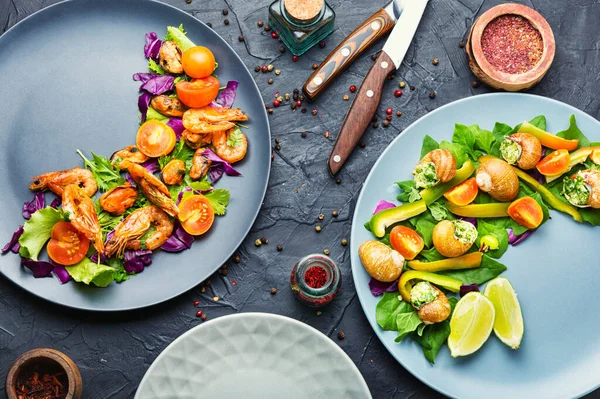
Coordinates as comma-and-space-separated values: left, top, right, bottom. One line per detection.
257, 20, 264, 27
410, 85, 415, 91
271, 31, 278, 39
201, 313, 207, 321
270, 287, 278, 295
338, 331, 345, 340
274, 69, 281, 76
292, 55, 299, 62
274, 138, 280, 144
222, 9, 229, 15
261, 237, 269, 244
343, 94, 349, 101
273, 99, 281, 107
399, 81, 406, 88
319, 40, 326, 48
359, 141, 366, 148
429, 91, 436, 99
284, 93, 291, 101
301, 131, 307, 138
224, 19, 229, 25
220, 268, 229, 276
277, 95, 283, 102
336, 177, 342, 184
264, 25, 271, 31
254, 65, 260, 72
255, 239, 262, 247
268, 78, 273, 84
324, 131, 330, 138
267, 64, 274, 72
296, 100, 301, 107
386, 115, 393, 121
386, 107, 393, 115
371, 53, 377, 61
322, 249, 330, 256
318, 213, 325, 220
432, 58, 439, 65
394, 89, 403, 97
312, 63, 319, 70
349, 85, 357, 93
373, 121, 379, 128
299, 95, 304, 101
186, 0, 192, 3
301, 107, 307, 113
277, 244, 283, 251
261, 65, 268, 73
279, 46, 285, 53
459, 41, 465, 48
291, 103, 297, 110
275, 144, 281, 150
332, 210, 339, 217
341, 239, 348, 246
196, 309, 203, 317
268, 108, 273, 114
372, 115, 378, 122
234, 255, 241, 263
316, 311, 322, 316
239, 35, 245, 42
397, 111, 402, 117
472, 80, 479, 88
206, 22, 212, 28
315, 225, 322, 232
312, 109, 318, 116
383, 120, 390, 127
193, 300, 199, 306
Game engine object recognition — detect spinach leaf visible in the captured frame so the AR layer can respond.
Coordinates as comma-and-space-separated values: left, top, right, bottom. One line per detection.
528, 115, 547, 131
376, 292, 405, 330
396, 180, 421, 203
419, 247, 445, 262
414, 297, 458, 363
420, 135, 440, 159
475, 219, 508, 258
395, 308, 423, 342
490, 122, 513, 157
413, 211, 437, 248
428, 201, 450, 222
555, 114, 589, 149
452, 124, 476, 155
471, 125, 495, 153
439, 254, 507, 285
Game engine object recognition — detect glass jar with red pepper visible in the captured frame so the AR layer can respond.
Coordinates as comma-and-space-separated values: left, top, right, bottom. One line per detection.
290, 254, 341, 307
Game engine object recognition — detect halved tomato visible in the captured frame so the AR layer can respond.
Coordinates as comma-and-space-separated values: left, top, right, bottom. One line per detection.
136, 120, 176, 158
176, 76, 220, 108
178, 195, 215, 235
536, 149, 570, 176
389, 226, 424, 260
443, 177, 478, 206
182, 46, 216, 78
47, 221, 90, 266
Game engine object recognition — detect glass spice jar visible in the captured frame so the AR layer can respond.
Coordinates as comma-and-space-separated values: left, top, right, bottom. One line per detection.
290, 254, 341, 307
268, 0, 335, 56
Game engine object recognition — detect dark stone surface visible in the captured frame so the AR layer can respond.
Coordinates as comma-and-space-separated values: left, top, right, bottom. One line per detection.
1, 0, 599, 398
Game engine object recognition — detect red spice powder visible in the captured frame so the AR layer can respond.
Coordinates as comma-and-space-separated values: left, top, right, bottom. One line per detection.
304, 266, 328, 289
481, 14, 543, 74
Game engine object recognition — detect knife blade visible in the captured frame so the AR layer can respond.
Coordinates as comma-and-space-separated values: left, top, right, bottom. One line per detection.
302, 1, 402, 101
328, 0, 429, 176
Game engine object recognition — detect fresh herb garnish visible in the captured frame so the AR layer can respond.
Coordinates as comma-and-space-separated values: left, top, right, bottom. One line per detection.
226, 127, 244, 147
76, 150, 125, 192
204, 188, 230, 215
148, 59, 165, 75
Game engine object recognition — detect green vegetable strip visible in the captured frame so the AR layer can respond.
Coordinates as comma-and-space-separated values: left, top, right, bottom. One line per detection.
370, 200, 428, 238
421, 160, 475, 205
446, 203, 510, 218
512, 166, 583, 222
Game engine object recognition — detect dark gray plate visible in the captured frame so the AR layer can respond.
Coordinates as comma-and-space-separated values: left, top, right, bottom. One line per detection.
0, 0, 271, 311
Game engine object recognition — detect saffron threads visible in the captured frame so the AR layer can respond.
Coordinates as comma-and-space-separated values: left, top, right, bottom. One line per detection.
15, 363, 69, 399
305, 266, 328, 288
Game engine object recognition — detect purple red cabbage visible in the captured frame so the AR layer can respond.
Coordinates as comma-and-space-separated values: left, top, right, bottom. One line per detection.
138, 92, 153, 122
123, 250, 152, 274
202, 148, 241, 183
50, 197, 61, 208
161, 223, 194, 252
460, 283, 479, 297
52, 264, 72, 284
132, 73, 175, 95
459, 217, 478, 228
373, 200, 396, 215
141, 159, 160, 174
21, 258, 54, 278
89, 251, 107, 264
368, 277, 398, 296
144, 32, 162, 60
22, 192, 45, 220
167, 118, 185, 140
104, 230, 116, 247
2, 225, 23, 254
215, 80, 239, 108
176, 186, 192, 205
124, 173, 136, 187
508, 229, 535, 246
526, 168, 545, 185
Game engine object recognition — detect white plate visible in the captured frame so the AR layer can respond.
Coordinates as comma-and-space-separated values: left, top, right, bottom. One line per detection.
135, 313, 372, 399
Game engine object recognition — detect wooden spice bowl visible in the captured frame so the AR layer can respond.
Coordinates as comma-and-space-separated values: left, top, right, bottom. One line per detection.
467, 3, 555, 91
6, 348, 82, 399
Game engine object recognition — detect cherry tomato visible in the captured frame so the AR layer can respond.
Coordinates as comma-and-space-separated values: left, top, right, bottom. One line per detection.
443, 177, 478, 206
178, 195, 215, 235
47, 221, 90, 266
389, 226, 424, 260
508, 197, 543, 229
182, 46, 216, 78
536, 149, 570, 176
176, 76, 220, 108
136, 120, 176, 158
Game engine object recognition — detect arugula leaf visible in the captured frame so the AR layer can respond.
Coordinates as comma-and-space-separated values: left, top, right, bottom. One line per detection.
396, 180, 421, 203
555, 114, 589, 150
148, 59, 165, 75
414, 297, 458, 363
96, 206, 123, 238
475, 219, 509, 258
439, 254, 507, 285
66, 258, 115, 287
226, 127, 244, 147
77, 150, 125, 192
420, 135, 439, 159
18, 207, 69, 260
439, 140, 468, 168
204, 188, 230, 216
376, 292, 405, 330
395, 308, 423, 342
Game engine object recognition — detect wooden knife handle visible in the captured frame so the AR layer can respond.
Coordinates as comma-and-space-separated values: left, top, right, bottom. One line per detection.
329, 51, 396, 176
302, 8, 395, 102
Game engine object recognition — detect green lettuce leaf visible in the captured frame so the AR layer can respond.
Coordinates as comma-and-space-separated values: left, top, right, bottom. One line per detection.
376, 292, 405, 330
439, 254, 507, 285
420, 135, 440, 159
18, 207, 69, 260
66, 258, 116, 287
165, 25, 196, 52
413, 297, 458, 363
395, 307, 423, 342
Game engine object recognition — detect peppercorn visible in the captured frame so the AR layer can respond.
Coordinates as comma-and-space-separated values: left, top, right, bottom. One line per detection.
257, 20, 264, 27
386, 115, 393, 121
273, 100, 281, 107
275, 69, 281, 75
312, 109, 318, 116
338, 331, 345, 340
193, 300, 199, 306
254, 65, 260, 72
301, 131, 307, 138
341, 239, 348, 246
264, 25, 271, 32
373, 121, 379, 128
275, 144, 281, 151
332, 210, 339, 217
255, 239, 262, 247
185, 0, 191, 3
222, 9, 229, 15
196, 309, 203, 317
274, 138, 280, 144
261, 237, 269, 244
277, 95, 283, 102
301, 107, 307, 113
386, 107, 393, 115
324, 131, 330, 138
299, 95, 304, 101
397, 111, 402, 117
261, 65, 268, 73
206, 23, 212, 28
270, 287, 277, 295
296, 100, 301, 106
267, 64, 274, 72
268, 108, 273, 114
472, 80, 479, 88
279, 46, 285, 53
359, 141, 366, 148
459, 41, 465, 48
336, 177, 342, 184
284, 93, 290, 101
387, 73, 395, 80
291, 103, 297, 110
383, 120, 390, 127
201, 313, 207, 321
394, 89, 403, 97
293, 88, 299, 94
318, 213, 324, 220
323, 249, 330, 255
277, 244, 283, 251
432, 58, 439, 65
292, 55, 299, 62
271, 31, 278, 39
234, 255, 241, 263
239, 35, 245, 42
315, 225, 322, 232
224, 19, 229, 25
268, 78, 273, 84
319, 40, 326, 48
343, 94, 349, 101
316, 311, 322, 316
429, 91, 436, 99
372, 115, 378, 122
410, 85, 415, 91
219, 268, 229, 276
349, 85, 357, 93
399, 81, 406, 88
371, 53, 377, 61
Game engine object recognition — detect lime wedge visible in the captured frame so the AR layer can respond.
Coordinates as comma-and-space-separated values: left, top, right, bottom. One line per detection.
483, 277, 524, 349
448, 292, 495, 357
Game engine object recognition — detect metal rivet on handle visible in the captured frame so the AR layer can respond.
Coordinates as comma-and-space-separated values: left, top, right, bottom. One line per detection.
333, 155, 341, 163
313, 76, 323, 86
366, 90, 374, 98
341, 47, 350, 57
371, 21, 380, 30
381, 61, 389, 69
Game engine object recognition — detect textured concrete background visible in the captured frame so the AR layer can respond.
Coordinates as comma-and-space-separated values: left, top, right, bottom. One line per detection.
1, 0, 600, 397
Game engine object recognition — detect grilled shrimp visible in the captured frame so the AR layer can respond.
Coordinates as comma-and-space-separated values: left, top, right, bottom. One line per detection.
212, 128, 248, 164
105, 205, 174, 257
99, 183, 138, 215
182, 129, 213, 149
62, 184, 104, 254
162, 159, 186, 186
182, 106, 248, 134
190, 148, 211, 180
30, 167, 97, 197
111, 145, 149, 169
127, 163, 179, 217
151, 95, 186, 117
159, 40, 183, 74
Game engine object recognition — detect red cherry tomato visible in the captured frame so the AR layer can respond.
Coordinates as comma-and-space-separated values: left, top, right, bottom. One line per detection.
389, 226, 424, 260
176, 76, 220, 108
182, 46, 216, 78
178, 195, 215, 235
47, 221, 90, 266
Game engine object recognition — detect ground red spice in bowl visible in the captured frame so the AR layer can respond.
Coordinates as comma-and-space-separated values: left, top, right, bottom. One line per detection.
481, 14, 543, 74
15, 361, 68, 399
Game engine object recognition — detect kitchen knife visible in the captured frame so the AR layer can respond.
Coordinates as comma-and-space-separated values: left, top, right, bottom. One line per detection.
302, 0, 400, 101
328, 0, 429, 176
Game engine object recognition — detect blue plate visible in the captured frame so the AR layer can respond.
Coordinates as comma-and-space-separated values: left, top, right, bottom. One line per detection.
351, 93, 599, 399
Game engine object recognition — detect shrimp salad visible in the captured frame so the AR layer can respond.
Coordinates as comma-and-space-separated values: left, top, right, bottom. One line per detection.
2, 25, 250, 287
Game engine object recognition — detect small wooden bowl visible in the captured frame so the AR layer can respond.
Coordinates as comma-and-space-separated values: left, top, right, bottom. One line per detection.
467, 4, 555, 91
6, 348, 82, 399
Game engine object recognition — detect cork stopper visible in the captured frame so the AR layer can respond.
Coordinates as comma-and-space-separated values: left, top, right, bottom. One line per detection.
284, 0, 324, 22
